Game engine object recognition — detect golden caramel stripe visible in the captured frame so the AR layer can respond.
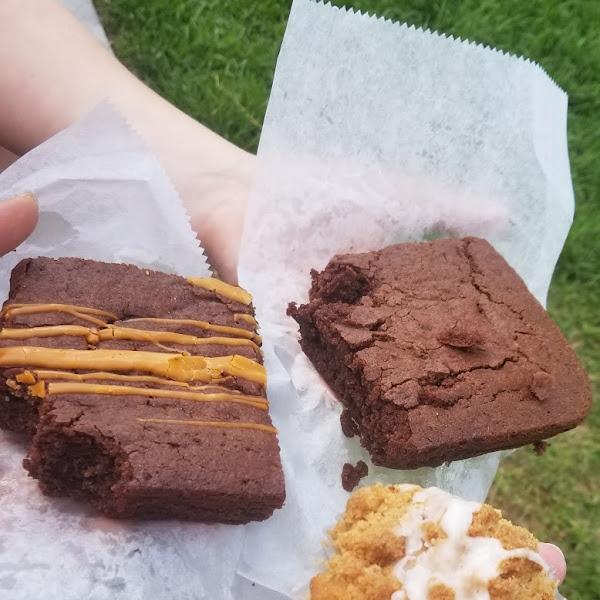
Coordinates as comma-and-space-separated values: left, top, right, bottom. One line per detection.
3, 309, 105, 327
1, 302, 261, 341
0, 326, 100, 344
123, 317, 261, 344
45, 382, 268, 410
97, 326, 261, 352
27, 369, 239, 391
0, 347, 266, 385
234, 313, 258, 327
0, 324, 261, 353
136, 418, 278, 434
187, 277, 253, 305
2, 303, 117, 325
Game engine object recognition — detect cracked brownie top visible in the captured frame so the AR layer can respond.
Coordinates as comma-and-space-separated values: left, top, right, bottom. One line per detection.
289, 237, 591, 468
0, 257, 285, 522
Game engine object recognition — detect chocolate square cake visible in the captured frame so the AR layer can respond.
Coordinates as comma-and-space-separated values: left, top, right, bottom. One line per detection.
0, 257, 285, 522
288, 237, 591, 469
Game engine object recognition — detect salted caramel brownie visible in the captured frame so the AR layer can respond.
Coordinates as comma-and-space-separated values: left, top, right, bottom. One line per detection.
311, 484, 558, 600
0, 257, 285, 522
288, 237, 591, 469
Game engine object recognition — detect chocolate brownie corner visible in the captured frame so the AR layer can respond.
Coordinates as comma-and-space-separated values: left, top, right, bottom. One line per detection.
288, 237, 591, 469
0, 257, 285, 522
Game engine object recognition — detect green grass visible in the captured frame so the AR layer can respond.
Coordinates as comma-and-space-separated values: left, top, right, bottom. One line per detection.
96, 1, 599, 596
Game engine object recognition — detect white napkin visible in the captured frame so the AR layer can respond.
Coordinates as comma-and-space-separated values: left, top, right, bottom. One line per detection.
237, 1, 573, 597
0, 102, 251, 600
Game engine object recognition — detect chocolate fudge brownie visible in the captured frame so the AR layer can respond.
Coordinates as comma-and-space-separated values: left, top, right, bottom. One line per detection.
288, 237, 591, 469
0, 257, 285, 522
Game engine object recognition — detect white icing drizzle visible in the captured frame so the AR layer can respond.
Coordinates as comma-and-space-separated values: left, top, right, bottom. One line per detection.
390, 487, 550, 600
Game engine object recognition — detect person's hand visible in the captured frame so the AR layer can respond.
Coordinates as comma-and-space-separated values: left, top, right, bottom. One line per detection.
0, 0, 255, 282
0, 193, 39, 256
539, 542, 567, 584
178, 148, 254, 284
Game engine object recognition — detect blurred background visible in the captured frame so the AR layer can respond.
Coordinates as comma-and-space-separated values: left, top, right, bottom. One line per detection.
91, 1, 598, 596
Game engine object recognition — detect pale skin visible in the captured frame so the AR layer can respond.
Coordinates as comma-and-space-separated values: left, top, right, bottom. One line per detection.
0, 0, 567, 584
0, 0, 252, 282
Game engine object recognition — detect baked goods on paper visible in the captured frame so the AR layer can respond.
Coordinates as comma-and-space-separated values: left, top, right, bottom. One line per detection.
237, 0, 580, 595
0, 0, 583, 596
0, 257, 285, 522
311, 484, 559, 600
0, 103, 272, 599
289, 237, 591, 469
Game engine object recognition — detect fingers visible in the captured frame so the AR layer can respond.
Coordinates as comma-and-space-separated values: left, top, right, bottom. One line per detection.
0, 193, 39, 256
538, 542, 567, 584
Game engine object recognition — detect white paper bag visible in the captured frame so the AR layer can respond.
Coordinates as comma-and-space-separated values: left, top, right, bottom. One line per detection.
237, 1, 573, 597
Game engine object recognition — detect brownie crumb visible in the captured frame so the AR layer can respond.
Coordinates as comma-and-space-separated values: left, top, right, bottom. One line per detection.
340, 409, 359, 438
342, 460, 368, 492
533, 440, 550, 455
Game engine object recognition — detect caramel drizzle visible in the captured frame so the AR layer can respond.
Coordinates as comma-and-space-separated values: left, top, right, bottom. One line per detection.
2, 303, 118, 327
15, 369, 237, 394
1, 303, 260, 347
187, 277, 252, 305
122, 317, 261, 344
136, 418, 277, 434
234, 313, 257, 326
0, 347, 267, 385
18, 369, 235, 391
44, 382, 268, 410
0, 298, 271, 433
0, 325, 100, 344
0, 325, 261, 353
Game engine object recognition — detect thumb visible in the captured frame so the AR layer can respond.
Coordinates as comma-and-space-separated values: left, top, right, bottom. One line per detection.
0, 194, 39, 257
